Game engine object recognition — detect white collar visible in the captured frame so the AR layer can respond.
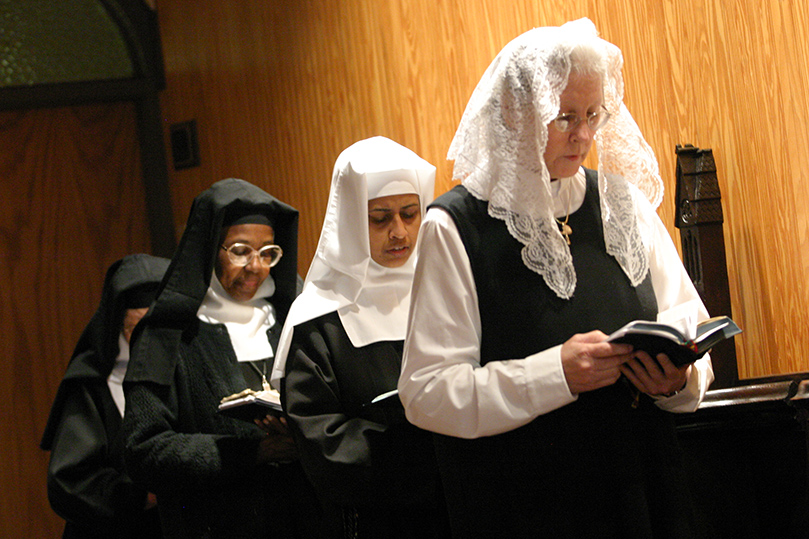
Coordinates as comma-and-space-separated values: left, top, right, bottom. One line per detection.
551, 170, 586, 219
197, 273, 276, 362
107, 333, 129, 417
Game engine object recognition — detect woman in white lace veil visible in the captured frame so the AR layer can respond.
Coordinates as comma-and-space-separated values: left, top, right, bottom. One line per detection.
399, 18, 714, 538
448, 17, 663, 299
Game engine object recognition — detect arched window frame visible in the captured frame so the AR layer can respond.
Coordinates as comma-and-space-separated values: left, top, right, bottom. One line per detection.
0, 0, 175, 256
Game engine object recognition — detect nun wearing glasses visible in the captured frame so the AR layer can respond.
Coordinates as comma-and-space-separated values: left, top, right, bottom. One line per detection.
122, 179, 321, 539
271, 137, 449, 538
398, 19, 714, 538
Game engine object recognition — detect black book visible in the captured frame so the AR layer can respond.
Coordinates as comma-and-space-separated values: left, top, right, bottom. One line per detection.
607, 315, 741, 367
217, 388, 283, 422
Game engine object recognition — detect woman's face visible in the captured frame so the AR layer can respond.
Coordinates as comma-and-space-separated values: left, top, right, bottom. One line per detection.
215, 223, 275, 301
543, 72, 604, 180
368, 193, 421, 268
122, 307, 148, 343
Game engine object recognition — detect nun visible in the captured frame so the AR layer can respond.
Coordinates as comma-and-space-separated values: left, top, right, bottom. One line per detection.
398, 19, 714, 538
122, 179, 320, 539
41, 253, 169, 539
271, 137, 449, 538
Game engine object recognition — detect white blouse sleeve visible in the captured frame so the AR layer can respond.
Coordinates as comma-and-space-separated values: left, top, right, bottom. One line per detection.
641, 199, 715, 412
398, 208, 577, 439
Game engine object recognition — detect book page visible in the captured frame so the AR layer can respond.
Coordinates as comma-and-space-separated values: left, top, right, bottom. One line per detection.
656, 299, 700, 340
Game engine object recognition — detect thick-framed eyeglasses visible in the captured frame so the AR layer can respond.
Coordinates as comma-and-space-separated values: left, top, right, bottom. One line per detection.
221, 243, 283, 268
551, 106, 611, 133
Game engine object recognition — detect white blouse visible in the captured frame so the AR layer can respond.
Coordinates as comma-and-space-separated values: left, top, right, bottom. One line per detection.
398, 172, 715, 439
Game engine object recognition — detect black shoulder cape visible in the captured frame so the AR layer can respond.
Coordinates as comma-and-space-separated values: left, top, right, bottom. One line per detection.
125, 178, 299, 386
41, 253, 169, 450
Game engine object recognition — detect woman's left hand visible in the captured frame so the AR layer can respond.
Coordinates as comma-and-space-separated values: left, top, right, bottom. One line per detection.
620, 350, 690, 397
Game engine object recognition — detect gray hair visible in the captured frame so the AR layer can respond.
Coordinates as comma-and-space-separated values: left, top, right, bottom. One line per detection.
568, 39, 607, 81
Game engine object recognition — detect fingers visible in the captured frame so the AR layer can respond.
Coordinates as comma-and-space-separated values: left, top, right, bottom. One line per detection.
563, 333, 633, 364
621, 351, 661, 394
566, 367, 622, 395
651, 353, 684, 378
570, 330, 610, 343
571, 330, 631, 353
562, 331, 693, 397
562, 332, 639, 394
576, 331, 635, 359
619, 362, 644, 391
622, 350, 690, 396
562, 351, 624, 394
254, 414, 290, 435
579, 344, 634, 372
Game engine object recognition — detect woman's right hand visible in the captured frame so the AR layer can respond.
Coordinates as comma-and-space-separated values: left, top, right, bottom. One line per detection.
560, 331, 634, 395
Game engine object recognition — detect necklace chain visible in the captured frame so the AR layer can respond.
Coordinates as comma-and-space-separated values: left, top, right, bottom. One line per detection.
555, 182, 573, 245
247, 359, 272, 391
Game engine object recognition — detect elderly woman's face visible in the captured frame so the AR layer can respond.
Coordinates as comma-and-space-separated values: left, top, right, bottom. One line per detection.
543, 72, 603, 180
368, 194, 421, 268
216, 223, 275, 301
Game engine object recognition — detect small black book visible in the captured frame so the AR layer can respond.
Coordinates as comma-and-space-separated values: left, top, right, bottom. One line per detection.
217, 388, 283, 422
607, 315, 741, 367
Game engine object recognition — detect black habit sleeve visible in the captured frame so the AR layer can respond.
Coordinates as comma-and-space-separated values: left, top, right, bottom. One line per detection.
122, 330, 265, 496
46, 380, 150, 534
283, 312, 437, 507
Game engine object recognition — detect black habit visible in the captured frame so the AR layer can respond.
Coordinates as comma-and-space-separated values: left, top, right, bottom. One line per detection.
284, 311, 449, 538
122, 179, 320, 539
41, 254, 169, 539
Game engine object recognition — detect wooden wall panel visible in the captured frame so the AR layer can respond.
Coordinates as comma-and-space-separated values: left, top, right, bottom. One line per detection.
0, 104, 151, 537
155, 0, 809, 381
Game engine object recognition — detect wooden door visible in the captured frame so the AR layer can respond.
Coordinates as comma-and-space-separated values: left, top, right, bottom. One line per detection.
0, 102, 151, 537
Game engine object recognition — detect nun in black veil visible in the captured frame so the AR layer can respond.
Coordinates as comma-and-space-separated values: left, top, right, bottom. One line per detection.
41, 253, 169, 539
122, 179, 320, 539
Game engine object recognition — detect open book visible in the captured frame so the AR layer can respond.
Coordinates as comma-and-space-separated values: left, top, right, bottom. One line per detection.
607, 315, 741, 367
217, 388, 283, 422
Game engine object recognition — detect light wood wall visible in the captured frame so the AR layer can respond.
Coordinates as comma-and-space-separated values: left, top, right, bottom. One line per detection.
155, 0, 809, 380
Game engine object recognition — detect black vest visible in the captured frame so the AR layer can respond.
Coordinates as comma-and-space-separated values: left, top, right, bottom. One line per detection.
433, 169, 657, 363
427, 170, 697, 539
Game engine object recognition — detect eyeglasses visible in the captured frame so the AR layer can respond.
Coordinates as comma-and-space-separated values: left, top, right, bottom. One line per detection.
221, 243, 283, 268
551, 106, 611, 133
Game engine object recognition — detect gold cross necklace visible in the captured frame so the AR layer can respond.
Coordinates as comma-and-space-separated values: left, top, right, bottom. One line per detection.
555, 181, 573, 245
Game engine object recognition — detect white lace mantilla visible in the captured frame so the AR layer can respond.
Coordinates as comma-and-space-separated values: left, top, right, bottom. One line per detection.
447, 18, 662, 299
